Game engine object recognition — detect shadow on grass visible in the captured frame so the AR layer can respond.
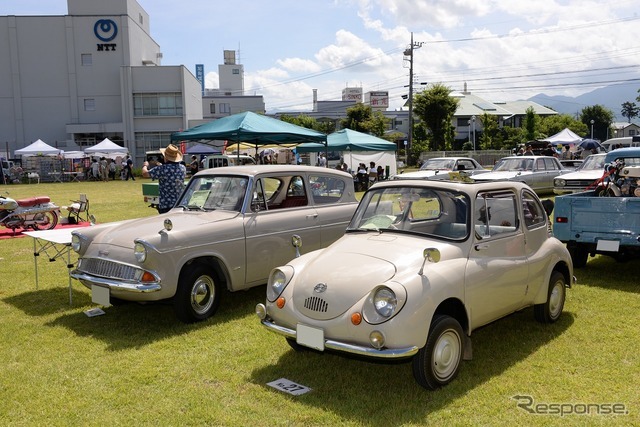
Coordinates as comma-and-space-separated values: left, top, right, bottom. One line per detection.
250, 309, 575, 426
3, 284, 266, 351
575, 256, 640, 294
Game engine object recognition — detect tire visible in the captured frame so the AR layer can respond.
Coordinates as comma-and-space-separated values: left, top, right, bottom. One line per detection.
32, 210, 58, 230
567, 243, 588, 268
412, 315, 464, 390
173, 264, 221, 323
534, 271, 566, 323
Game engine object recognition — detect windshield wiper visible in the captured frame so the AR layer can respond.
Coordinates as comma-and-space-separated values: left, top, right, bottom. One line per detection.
180, 204, 205, 211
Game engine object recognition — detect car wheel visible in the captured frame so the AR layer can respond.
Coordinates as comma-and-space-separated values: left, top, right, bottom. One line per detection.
412, 315, 464, 390
534, 271, 566, 324
173, 264, 221, 323
567, 243, 588, 268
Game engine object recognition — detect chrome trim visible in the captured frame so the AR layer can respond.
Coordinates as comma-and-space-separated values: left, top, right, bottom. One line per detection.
260, 319, 419, 359
71, 270, 161, 292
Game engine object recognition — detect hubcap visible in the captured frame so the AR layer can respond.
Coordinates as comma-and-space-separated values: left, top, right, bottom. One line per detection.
190, 275, 214, 315
432, 329, 461, 381
549, 281, 564, 318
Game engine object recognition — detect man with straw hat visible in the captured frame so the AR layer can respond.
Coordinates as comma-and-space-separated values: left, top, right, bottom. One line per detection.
142, 144, 186, 214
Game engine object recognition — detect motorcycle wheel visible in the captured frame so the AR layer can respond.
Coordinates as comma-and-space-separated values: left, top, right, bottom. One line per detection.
32, 211, 59, 231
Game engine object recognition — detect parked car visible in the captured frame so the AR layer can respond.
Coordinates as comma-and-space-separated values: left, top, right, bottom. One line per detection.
392, 157, 488, 180
256, 179, 573, 390
472, 155, 565, 194
71, 165, 359, 323
553, 154, 606, 195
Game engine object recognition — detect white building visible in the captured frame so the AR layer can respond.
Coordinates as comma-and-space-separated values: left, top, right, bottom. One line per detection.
0, 0, 202, 163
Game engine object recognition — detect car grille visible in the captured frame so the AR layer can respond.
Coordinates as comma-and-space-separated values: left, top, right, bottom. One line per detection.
565, 179, 598, 188
304, 296, 328, 313
78, 258, 141, 281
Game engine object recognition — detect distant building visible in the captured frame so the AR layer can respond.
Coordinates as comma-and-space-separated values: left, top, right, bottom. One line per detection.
0, 0, 203, 163
611, 122, 640, 138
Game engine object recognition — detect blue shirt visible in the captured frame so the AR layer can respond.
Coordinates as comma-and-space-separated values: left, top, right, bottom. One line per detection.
148, 162, 186, 210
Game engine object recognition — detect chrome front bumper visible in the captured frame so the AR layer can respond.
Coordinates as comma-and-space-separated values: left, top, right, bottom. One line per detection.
259, 317, 419, 359
71, 270, 161, 293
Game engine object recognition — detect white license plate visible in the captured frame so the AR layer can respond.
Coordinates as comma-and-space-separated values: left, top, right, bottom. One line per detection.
596, 239, 619, 252
91, 285, 111, 306
297, 323, 324, 351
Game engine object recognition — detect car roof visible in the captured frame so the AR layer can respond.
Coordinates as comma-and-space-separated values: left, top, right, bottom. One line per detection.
194, 164, 352, 178
371, 176, 532, 195
604, 147, 640, 163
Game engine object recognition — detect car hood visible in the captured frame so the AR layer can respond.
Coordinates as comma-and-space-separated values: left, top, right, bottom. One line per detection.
474, 171, 532, 181
397, 169, 449, 179
555, 170, 603, 180
78, 210, 240, 251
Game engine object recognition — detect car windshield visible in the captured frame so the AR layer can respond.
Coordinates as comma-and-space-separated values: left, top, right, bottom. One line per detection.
579, 155, 606, 171
493, 158, 534, 172
347, 186, 470, 240
420, 159, 455, 171
178, 176, 248, 212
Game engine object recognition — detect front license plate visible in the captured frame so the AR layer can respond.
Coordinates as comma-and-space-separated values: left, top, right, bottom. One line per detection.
297, 323, 324, 351
91, 285, 111, 306
596, 239, 619, 252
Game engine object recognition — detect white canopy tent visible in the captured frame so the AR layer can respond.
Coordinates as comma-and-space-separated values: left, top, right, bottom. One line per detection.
14, 139, 62, 156
84, 138, 128, 159
542, 128, 582, 145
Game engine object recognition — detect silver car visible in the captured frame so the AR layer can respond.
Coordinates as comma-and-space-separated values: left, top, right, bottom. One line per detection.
553, 154, 606, 194
473, 155, 565, 194
392, 157, 487, 180
71, 165, 358, 323
257, 180, 573, 390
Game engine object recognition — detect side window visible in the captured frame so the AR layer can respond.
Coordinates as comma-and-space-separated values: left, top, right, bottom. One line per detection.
522, 190, 546, 228
535, 158, 546, 170
309, 175, 346, 204
286, 176, 306, 197
253, 179, 267, 211
474, 192, 517, 239
544, 157, 559, 170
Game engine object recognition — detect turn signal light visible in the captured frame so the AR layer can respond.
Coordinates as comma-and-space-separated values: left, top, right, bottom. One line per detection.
556, 217, 568, 223
351, 312, 362, 325
141, 271, 156, 282
276, 297, 286, 309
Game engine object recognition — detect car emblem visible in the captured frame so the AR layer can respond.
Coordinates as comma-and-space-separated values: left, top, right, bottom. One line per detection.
313, 283, 327, 293
98, 250, 109, 256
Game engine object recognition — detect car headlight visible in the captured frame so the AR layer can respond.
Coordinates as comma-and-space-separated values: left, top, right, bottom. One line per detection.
373, 286, 397, 317
134, 242, 147, 263
554, 178, 566, 187
71, 234, 82, 252
266, 266, 294, 302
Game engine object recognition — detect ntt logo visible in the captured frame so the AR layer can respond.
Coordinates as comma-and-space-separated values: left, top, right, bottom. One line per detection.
94, 19, 118, 42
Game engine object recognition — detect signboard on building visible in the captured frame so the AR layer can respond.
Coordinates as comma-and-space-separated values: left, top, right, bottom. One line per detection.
94, 19, 118, 52
196, 64, 205, 95
342, 87, 362, 102
365, 91, 389, 110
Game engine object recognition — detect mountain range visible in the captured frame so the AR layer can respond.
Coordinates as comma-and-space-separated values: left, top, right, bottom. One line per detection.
527, 84, 640, 122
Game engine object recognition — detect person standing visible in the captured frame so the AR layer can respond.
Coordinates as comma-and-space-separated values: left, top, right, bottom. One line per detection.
142, 144, 186, 214
125, 155, 135, 181
189, 155, 199, 175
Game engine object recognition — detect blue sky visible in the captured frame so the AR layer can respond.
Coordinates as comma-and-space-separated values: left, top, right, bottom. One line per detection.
3, 0, 640, 114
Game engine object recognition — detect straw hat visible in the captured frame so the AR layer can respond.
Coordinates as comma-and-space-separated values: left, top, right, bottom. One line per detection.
161, 144, 183, 162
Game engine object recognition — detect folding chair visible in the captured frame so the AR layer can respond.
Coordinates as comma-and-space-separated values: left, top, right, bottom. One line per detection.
68, 194, 90, 223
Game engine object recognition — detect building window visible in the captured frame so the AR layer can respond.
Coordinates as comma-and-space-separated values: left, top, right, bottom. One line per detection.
232, 68, 240, 75
81, 54, 92, 66
84, 99, 95, 111
135, 132, 172, 151
209, 103, 216, 114
133, 93, 183, 116
220, 103, 231, 114
139, 13, 144, 25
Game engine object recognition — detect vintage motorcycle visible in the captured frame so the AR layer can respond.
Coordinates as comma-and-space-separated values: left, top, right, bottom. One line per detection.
0, 193, 60, 231
595, 158, 640, 197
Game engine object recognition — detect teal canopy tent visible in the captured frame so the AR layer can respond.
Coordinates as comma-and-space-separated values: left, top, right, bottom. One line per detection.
295, 128, 396, 153
171, 111, 326, 146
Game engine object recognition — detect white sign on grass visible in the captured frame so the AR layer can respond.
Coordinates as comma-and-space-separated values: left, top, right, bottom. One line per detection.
267, 378, 312, 396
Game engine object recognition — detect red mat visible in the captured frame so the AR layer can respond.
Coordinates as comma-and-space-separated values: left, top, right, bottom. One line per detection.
0, 221, 91, 240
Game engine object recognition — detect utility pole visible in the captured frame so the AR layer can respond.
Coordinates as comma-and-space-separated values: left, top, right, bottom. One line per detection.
404, 32, 423, 166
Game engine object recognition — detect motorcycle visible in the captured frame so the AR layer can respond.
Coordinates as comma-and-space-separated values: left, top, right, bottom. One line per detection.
0, 193, 60, 232
595, 158, 640, 197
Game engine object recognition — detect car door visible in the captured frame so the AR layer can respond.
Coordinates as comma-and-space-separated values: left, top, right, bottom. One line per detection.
542, 157, 562, 191
520, 189, 552, 304
308, 173, 356, 246
466, 190, 530, 328
243, 174, 321, 286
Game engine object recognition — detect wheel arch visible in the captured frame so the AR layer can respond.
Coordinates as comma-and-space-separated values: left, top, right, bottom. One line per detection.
179, 256, 230, 291
433, 297, 469, 335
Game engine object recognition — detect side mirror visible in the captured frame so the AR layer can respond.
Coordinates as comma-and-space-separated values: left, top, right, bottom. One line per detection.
418, 247, 441, 275
292, 234, 302, 258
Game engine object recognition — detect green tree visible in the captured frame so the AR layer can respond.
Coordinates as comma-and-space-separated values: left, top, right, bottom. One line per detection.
539, 114, 588, 138
479, 113, 499, 150
412, 83, 459, 151
279, 114, 336, 134
523, 107, 538, 142
621, 102, 639, 123
340, 103, 388, 137
580, 105, 614, 141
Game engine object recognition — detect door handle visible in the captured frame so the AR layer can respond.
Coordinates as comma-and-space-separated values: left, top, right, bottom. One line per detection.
306, 214, 318, 219
475, 243, 489, 251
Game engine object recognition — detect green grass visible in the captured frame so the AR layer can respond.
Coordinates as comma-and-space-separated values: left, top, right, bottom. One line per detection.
1, 179, 639, 426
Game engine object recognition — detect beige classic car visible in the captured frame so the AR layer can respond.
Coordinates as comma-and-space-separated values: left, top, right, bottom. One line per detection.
71, 165, 358, 323
257, 179, 573, 390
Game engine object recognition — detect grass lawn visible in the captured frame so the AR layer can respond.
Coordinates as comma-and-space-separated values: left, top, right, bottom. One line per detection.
0, 179, 638, 426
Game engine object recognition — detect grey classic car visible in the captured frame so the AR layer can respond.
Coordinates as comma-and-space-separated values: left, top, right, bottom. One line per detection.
473, 155, 566, 194
392, 157, 488, 180
553, 153, 606, 194
257, 179, 573, 390
71, 165, 358, 322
